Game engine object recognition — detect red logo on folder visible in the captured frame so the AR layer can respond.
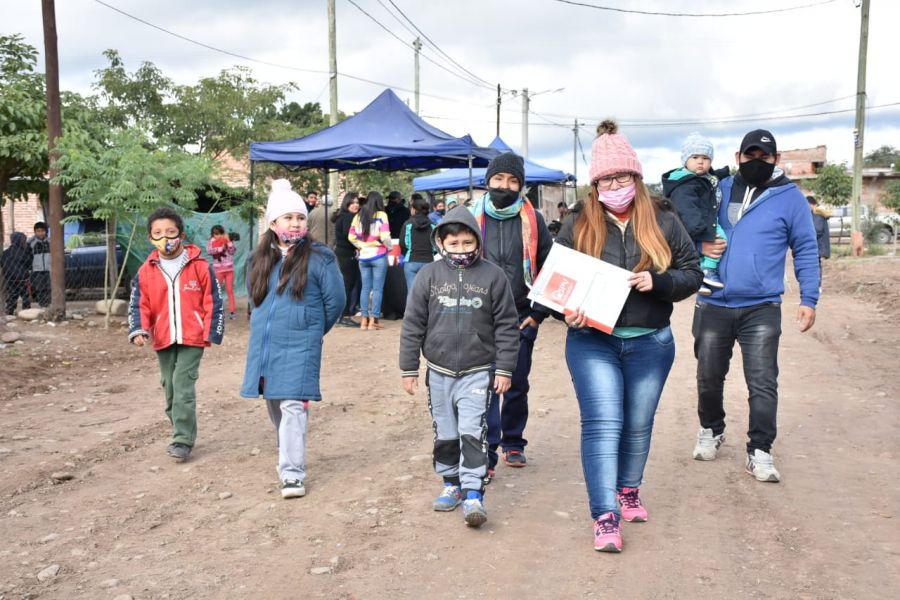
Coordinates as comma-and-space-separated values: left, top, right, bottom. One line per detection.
545, 272, 575, 305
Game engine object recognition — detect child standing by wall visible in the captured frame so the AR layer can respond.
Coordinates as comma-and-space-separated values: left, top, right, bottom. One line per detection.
399, 205, 519, 527
206, 225, 237, 319
128, 208, 224, 462
241, 179, 345, 499
661, 133, 731, 295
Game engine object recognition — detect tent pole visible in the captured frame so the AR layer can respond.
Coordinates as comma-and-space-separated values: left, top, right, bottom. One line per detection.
249, 161, 256, 249
323, 168, 329, 245
467, 154, 473, 202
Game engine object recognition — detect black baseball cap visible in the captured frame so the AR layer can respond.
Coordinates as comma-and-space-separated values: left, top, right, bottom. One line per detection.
740, 129, 777, 155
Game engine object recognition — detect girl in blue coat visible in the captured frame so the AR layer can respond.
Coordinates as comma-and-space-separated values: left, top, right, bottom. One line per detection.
241, 179, 346, 498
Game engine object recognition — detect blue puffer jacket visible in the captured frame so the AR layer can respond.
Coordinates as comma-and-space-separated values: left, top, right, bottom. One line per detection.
702, 176, 819, 309
240, 242, 346, 401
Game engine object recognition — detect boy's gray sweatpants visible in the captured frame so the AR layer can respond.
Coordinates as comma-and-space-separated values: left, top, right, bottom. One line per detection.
427, 369, 491, 494
266, 400, 308, 482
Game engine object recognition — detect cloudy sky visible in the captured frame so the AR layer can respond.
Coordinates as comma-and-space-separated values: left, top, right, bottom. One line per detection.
7, 0, 900, 183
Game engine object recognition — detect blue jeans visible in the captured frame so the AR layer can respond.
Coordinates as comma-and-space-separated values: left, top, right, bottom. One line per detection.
404, 261, 428, 296
358, 256, 388, 318
487, 323, 537, 467
565, 326, 675, 519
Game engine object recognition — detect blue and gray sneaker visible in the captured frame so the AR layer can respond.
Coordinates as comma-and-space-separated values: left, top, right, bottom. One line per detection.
702, 267, 724, 289
432, 483, 462, 511
462, 491, 487, 527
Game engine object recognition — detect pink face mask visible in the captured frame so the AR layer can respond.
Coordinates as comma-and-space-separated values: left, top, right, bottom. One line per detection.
597, 183, 636, 212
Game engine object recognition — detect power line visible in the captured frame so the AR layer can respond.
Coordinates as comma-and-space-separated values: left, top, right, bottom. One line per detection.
345, 0, 495, 91
383, 0, 495, 88
551, 0, 836, 18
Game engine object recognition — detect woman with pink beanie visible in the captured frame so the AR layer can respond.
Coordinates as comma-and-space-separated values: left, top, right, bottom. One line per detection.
555, 120, 701, 552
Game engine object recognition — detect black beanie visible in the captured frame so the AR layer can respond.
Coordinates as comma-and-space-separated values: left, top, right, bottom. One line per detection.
485, 152, 525, 188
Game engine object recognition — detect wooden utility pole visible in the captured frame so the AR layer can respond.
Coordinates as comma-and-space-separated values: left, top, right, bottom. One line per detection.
850, 0, 870, 257
496, 84, 501, 137
327, 0, 340, 203
572, 119, 579, 184
413, 37, 422, 114
41, 0, 66, 320
521, 88, 529, 158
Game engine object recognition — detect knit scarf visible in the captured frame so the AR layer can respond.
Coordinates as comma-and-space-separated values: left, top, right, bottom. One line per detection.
471, 192, 539, 287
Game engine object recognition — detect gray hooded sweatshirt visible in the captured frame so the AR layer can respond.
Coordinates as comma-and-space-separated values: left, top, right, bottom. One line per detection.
399, 205, 519, 379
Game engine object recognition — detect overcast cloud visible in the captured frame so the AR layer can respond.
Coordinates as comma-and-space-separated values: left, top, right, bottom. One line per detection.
6, 0, 900, 183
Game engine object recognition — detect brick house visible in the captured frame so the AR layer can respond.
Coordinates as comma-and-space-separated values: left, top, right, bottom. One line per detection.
2, 194, 45, 248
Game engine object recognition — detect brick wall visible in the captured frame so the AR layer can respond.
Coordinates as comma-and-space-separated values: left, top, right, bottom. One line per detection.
781, 145, 827, 178
2, 194, 45, 247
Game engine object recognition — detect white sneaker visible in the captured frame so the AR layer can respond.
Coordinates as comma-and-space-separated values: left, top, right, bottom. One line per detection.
281, 479, 307, 498
745, 449, 780, 483
692, 427, 725, 461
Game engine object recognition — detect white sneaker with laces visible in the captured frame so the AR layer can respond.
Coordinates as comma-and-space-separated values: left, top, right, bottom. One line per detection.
692, 427, 725, 461
746, 449, 780, 482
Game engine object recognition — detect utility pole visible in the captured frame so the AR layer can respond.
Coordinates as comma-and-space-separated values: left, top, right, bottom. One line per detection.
327, 0, 340, 209
41, 0, 65, 321
413, 37, 422, 114
521, 87, 529, 158
850, 0, 870, 257
496, 84, 501, 138
572, 120, 580, 183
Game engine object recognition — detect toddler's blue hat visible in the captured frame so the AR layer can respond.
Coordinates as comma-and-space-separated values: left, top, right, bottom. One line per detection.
681, 132, 714, 166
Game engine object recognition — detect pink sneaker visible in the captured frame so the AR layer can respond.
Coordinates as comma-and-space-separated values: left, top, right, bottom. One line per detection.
617, 487, 648, 522
593, 512, 622, 552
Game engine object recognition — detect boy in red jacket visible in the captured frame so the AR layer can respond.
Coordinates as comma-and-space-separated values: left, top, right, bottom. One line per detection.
128, 207, 224, 461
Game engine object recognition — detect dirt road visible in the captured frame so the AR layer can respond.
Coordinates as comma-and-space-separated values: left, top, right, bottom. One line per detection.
1, 257, 898, 600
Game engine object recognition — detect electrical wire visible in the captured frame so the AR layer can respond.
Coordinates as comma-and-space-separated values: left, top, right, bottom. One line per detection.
551, 0, 836, 18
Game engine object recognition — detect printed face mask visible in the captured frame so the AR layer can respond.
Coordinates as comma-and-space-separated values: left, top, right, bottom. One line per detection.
488, 187, 520, 209
738, 158, 776, 186
150, 235, 182, 254
597, 183, 636, 212
440, 248, 479, 269
274, 227, 307, 245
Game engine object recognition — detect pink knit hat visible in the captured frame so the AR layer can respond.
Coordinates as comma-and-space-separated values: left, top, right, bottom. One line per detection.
589, 120, 643, 183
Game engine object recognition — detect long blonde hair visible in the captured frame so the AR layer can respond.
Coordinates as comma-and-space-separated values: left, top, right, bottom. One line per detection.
574, 179, 672, 273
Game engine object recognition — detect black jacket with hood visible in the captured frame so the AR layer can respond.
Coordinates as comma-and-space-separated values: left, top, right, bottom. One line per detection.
555, 202, 702, 329
399, 213, 435, 263
399, 205, 520, 379
1, 232, 33, 281
661, 166, 731, 242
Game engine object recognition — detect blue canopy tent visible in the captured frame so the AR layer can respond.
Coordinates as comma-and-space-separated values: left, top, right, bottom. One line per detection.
249, 89, 497, 172
411, 137, 574, 192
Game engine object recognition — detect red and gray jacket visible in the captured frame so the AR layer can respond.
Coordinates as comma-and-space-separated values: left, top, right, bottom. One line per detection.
128, 244, 224, 351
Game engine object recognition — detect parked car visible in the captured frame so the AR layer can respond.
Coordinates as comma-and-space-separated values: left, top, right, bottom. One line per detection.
64, 220, 129, 296
827, 205, 897, 244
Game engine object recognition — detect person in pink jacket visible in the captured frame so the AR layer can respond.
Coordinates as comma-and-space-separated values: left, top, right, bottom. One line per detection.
206, 225, 237, 319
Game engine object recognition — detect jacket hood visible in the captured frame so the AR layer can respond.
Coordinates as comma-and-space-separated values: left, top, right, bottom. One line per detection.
411, 212, 433, 230
431, 205, 482, 251
661, 168, 699, 196
10, 232, 27, 247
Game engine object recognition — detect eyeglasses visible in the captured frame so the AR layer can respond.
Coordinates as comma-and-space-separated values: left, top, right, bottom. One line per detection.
596, 173, 634, 189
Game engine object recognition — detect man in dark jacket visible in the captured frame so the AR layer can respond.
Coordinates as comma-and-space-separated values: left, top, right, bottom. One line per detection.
692, 130, 819, 484
400, 205, 519, 527
470, 152, 553, 475
27, 221, 51, 307
386, 191, 411, 240
807, 196, 830, 290
2, 232, 33, 314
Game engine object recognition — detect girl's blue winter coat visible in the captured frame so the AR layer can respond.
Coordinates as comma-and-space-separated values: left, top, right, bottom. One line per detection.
240, 242, 345, 401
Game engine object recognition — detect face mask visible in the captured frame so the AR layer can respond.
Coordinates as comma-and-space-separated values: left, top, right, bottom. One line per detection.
739, 159, 776, 186
597, 183, 636, 212
151, 236, 182, 255
488, 187, 520, 209
440, 248, 479, 269
436, 209, 446, 216
274, 227, 307, 245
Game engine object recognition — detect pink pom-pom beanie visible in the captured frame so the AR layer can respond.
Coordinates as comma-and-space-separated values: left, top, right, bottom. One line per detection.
589, 120, 643, 183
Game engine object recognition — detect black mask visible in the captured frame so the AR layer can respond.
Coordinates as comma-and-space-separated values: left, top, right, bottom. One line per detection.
738, 159, 776, 187
488, 187, 520, 209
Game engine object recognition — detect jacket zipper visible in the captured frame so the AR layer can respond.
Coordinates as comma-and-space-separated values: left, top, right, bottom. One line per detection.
456, 269, 462, 374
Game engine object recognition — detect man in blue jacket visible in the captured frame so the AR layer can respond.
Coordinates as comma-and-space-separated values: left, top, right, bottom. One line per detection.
691, 129, 819, 483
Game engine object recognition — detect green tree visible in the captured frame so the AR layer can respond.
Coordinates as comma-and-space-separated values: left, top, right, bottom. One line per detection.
810, 163, 852, 206
863, 145, 900, 169
92, 49, 173, 137
883, 180, 900, 213
0, 34, 48, 243
54, 126, 214, 324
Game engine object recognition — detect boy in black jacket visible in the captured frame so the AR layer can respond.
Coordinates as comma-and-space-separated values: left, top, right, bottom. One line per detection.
661, 133, 730, 295
399, 205, 519, 528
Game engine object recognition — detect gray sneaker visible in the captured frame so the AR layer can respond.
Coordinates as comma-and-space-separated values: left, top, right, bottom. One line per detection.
692, 428, 724, 461
166, 443, 191, 462
746, 449, 780, 483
